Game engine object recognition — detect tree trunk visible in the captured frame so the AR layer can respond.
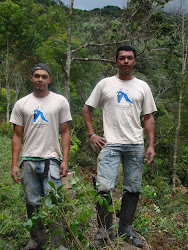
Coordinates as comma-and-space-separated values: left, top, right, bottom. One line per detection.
64, 0, 74, 102
5, 35, 10, 122
172, 0, 187, 196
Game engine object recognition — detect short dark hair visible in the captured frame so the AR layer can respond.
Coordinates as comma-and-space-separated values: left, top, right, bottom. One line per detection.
116, 45, 137, 60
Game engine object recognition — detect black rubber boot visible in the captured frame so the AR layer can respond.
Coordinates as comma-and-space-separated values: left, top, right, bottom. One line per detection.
94, 192, 114, 246
25, 204, 46, 250
118, 192, 143, 248
49, 220, 68, 250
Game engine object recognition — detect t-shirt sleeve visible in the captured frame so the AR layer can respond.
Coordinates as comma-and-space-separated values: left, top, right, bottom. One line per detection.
9, 101, 23, 126
85, 81, 103, 108
142, 87, 157, 115
59, 97, 72, 124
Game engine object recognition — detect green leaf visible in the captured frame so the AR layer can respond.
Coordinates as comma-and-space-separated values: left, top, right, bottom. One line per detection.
48, 181, 56, 190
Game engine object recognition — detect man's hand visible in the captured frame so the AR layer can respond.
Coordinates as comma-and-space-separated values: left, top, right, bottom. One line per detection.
11, 166, 21, 183
145, 146, 155, 164
90, 134, 106, 149
60, 161, 69, 177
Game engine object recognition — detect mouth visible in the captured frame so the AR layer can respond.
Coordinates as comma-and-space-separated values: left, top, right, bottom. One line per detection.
36, 85, 43, 89
122, 66, 130, 69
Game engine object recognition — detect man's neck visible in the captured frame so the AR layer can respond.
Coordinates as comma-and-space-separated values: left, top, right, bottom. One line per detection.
116, 74, 133, 81
33, 90, 50, 98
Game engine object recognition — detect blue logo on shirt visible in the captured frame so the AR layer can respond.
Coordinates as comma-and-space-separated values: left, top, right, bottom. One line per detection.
117, 90, 133, 104
33, 109, 48, 122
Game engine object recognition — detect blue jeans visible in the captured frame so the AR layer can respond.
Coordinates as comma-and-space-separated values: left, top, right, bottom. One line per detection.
96, 144, 145, 195
20, 160, 62, 207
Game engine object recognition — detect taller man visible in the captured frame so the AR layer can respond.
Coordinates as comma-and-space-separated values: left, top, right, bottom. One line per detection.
82, 45, 157, 248
10, 63, 72, 249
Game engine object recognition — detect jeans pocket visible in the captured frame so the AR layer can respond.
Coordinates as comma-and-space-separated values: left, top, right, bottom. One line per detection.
50, 161, 60, 179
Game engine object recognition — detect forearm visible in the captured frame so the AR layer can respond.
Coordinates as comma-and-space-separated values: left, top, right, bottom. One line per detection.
82, 104, 95, 136
61, 132, 70, 163
11, 125, 23, 183
60, 122, 71, 177
82, 104, 106, 149
61, 122, 71, 162
144, 114, 155, 164
12, 133, 22, 168
144, 114, 155, 147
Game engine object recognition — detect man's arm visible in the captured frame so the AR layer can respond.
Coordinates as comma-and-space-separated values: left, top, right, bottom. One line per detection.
60, 121, 71, 177
11, 124, 23, 183
144, 113, 155, 164
82, 104, 106, 149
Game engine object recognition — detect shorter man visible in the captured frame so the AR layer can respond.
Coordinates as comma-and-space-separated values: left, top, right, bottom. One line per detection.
82, 45, 157, 248
10, 63, 72, 249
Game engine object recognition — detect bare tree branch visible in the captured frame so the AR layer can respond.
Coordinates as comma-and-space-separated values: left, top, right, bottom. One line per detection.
71, 40, 131, 53
155, 126, 174, 146
72, 57, 116, 64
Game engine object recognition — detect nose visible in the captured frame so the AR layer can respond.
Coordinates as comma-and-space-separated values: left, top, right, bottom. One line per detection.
38, 76, 43, 81
124, 58, 128, 63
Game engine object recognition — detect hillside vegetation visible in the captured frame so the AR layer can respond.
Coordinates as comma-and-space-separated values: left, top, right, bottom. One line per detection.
0, 0, 187, 248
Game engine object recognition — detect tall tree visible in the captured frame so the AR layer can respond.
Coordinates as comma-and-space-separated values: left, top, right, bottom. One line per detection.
172, 0, 187, 196
0, 0, 25, 121
64, 0, 74, 102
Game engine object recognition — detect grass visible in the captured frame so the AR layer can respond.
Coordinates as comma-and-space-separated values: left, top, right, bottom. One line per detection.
0, 135, 28, 249
0, 134, 187, 249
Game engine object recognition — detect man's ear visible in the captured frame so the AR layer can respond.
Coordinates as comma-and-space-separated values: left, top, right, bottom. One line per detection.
30, 75, 33, 82
49, 77, 52, 84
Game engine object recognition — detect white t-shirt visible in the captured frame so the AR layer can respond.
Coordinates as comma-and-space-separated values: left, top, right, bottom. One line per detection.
85, 76, 157, 144
10, 92, 72, 159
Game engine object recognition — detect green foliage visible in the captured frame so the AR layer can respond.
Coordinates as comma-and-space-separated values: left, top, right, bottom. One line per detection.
0, 136, 27, 249
136, 178, 188, 243
69, 130, 81, 167
0, 122, 13, 138
0, 135, 12, 171
0, 134, 187, 248
0, 0, 187, 248
0, 0, 23, 36
0, 87, 17, 121
27, 177, 98, 249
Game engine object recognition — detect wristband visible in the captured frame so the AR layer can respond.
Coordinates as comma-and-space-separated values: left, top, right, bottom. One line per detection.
90, 133, 96, 139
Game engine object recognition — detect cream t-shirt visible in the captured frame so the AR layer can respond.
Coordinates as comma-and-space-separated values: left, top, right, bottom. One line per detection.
85, 76, 157, 144
10, 92, 72, 159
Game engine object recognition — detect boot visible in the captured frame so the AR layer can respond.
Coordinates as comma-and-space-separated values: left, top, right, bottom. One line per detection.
25, 204, 46, 249
94, 192, 114, 246
118, 192, 143, 248
49, 220, 68, 250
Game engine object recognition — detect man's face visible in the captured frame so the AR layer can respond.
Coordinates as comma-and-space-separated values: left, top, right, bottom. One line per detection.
116, 50, 136, 77
30, 69, 52, 93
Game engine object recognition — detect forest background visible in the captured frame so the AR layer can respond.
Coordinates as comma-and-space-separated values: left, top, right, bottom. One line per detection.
0, 0, 187, 249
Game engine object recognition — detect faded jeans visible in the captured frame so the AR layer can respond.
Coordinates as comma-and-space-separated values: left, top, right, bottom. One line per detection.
20, 160, 62, 207
96, 144, 145, 195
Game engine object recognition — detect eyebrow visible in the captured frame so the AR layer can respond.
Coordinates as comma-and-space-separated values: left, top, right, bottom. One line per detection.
33, 73, 48, 77
119, 55, 134, 58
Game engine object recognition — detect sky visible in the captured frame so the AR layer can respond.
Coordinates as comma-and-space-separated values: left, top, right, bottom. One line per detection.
61, 0, 188, 14
62, 0, 126, 10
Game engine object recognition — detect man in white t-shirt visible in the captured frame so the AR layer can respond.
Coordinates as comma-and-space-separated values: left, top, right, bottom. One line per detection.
10, 63, 72, 250
82, 45, 157, 248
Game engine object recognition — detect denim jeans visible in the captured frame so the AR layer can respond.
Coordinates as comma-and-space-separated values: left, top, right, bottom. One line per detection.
20, 160, 62, 207
96, 144, 145, 195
